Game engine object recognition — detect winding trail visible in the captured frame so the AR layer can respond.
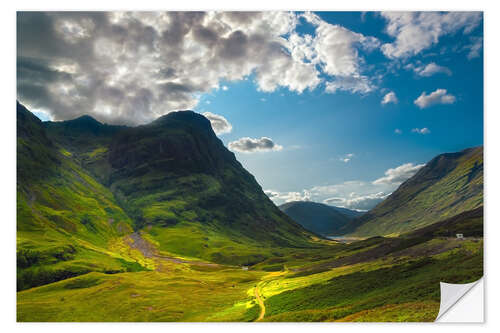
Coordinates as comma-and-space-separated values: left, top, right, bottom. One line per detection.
254, 285, 266, 321
252, 268, 289, 321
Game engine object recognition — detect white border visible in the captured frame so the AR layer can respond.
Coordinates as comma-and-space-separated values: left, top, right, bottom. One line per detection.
2, 0, 498, 332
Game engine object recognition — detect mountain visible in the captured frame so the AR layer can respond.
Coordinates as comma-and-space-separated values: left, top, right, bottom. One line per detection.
19, 102, 316, 283
99, 110, 315, 263
330, 206, 365, 219
342, 146, 483, 237
279, 201, 359, 236
17, 102, 135, 291
44, 115, 127, 151
43, 115, 128, 184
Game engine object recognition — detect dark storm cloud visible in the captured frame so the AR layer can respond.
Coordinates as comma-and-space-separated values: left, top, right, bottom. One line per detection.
16, 11, 380, 125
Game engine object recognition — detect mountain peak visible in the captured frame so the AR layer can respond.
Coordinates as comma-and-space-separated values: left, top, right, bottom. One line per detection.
72, 114, 102, 125
151, 110, 213, 133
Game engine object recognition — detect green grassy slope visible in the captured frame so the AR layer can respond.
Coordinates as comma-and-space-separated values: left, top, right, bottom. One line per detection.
17, 102, 140, 291
44, 110, 317, 265
343, 147, 483, 237
259, 207, 483, 322
279, 201, 352, 236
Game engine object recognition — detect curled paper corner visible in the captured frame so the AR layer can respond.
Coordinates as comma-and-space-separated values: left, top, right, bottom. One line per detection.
435, 278, 483, 322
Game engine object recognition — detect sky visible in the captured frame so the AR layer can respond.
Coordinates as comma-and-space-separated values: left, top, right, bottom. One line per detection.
17, 11, 484, 211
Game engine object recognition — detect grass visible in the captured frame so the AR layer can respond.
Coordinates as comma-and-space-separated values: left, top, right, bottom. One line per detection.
16, 145, 140, 290
261, 239, 482, 322
16, 236, 483, 322
17, 229, 483, 322
350, 147, 483, 237
17, 268, 265, 322
16, 104, 484, 322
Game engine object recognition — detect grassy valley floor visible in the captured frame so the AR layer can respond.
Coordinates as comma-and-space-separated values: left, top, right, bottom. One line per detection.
17, 224, 482, 322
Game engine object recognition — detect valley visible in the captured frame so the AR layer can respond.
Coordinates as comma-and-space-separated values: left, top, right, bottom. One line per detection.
16, 102, 483, 322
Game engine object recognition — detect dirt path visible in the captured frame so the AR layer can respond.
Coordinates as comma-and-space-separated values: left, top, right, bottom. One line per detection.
126, 231, 220, 270
254, 285, 265, 321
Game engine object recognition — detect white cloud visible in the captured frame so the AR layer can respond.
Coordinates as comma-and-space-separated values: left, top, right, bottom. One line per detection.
301, 12, 380, 76
464, 36, 483, 59
267, 159, 426, 210
18, 11, 381, 125
202, 112, 232, 135
268, 180, 389, 210
373, 162, 425, 186
323, 192, 389, 211
381, 91, 398, 105
228, 137, 283, 153
414, 62, 452, 77
265, 189, 310, 203
222, 85, 229, 91
394, 128, 402, 134
412, 127, 431, 135
380, 12, 482, 59
307, 180, 393, 211
286, 12, 379, 95
414, 88, 456, 108
339, 153, 354, 163
325, 75, 375, 94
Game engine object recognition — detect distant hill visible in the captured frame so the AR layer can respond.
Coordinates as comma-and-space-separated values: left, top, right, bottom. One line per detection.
330, 206, 365, 219
342, 146, 483, 237
279, 201, 361, 236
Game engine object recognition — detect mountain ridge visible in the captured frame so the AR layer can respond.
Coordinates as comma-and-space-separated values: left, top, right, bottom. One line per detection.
342, 146, 483, 237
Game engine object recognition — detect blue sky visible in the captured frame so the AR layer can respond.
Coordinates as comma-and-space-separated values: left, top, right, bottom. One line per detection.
195, 12, 483, 209
18, 11, 483, 210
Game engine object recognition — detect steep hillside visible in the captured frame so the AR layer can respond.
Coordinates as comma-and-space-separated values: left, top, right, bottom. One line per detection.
103, 111, 315, 264
44, 115, 127, 184
279, 201, 354, 236
41, 108, 316, 265
17, 102, 141, 291
344, 147, 483, 237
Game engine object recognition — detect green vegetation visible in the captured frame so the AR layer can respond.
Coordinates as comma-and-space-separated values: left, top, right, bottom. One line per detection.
263, 247, 481, 321
17, 217, 483, 321
344, 147, 483, 237
16, 102, 483, 322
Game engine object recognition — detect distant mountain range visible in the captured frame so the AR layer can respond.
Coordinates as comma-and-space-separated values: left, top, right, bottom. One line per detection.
279, 201, 363, 236
341, 146, 483, 237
